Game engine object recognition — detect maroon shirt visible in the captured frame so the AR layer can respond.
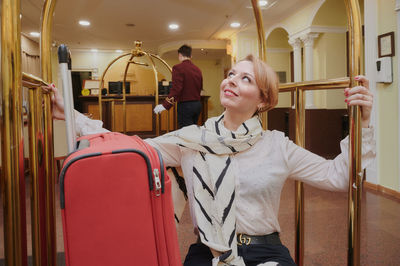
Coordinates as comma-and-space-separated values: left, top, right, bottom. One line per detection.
162, 59, 203, 109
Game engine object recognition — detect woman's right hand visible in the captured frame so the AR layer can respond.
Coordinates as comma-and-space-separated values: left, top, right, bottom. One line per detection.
46, 84, 66, 120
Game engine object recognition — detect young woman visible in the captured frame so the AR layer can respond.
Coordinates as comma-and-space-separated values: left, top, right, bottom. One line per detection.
51, 54, 375, 266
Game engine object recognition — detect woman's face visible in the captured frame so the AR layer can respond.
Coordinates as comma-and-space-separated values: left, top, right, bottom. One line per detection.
220, 60, 263, 116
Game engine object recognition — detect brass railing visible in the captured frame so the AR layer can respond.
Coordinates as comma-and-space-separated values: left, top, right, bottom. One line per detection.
1, 1, 27, 265
23, 73, 55, 266
1, 0, 363, 265
278, 78, 351, 265
1, 0, 57, 265
252, 0, 362, 265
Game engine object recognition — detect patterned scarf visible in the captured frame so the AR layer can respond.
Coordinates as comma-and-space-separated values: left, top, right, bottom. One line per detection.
160, 113, 263, 265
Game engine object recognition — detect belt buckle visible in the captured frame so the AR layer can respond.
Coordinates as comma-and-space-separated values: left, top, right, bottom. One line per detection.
237, 234, 251, 246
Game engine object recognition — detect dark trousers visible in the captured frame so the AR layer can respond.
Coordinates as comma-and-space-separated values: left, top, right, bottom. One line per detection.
183, 242, 296, 266
177, 101, 202, 129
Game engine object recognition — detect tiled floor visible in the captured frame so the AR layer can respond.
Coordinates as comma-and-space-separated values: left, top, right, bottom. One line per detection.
1, 178, 399, 265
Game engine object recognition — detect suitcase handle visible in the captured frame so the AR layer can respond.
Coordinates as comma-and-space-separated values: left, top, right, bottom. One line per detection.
80, 132, 124, 143
76, 139, 90, 150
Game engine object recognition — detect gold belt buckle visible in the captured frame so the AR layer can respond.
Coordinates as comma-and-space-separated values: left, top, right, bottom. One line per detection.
237, 233, 251, 246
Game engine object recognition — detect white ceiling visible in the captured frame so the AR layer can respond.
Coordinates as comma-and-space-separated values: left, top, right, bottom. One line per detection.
21, 0, 315, 54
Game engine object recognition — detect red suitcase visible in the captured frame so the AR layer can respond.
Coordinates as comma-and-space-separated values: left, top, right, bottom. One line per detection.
59, 132, 181, 266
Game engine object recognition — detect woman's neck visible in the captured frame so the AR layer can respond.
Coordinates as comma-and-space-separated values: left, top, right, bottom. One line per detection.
223, 110, 253, 131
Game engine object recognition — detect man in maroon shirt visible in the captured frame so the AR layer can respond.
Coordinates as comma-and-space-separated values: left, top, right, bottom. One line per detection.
153, 45, 203, 128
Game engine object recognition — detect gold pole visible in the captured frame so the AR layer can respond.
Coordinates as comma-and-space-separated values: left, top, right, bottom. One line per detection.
122, 54, 135, 134
344, 0, 362, 265
150, 54, 173, 133
250, 0, 267, 62
294, 88, 305, 266
250, 0, 268, 129
145, 52, 161, 136
1, 0, 28, 264
28, 87, 45, 266
98, 53, 131, 124
41, 0, 57, 265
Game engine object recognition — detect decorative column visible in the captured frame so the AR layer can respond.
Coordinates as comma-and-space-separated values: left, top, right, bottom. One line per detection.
289, 38, 302, 82
301, 33, 319, 108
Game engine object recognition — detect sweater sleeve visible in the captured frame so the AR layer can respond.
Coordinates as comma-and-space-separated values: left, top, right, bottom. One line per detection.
144, 134, 182, 168
284, 127, 376, 191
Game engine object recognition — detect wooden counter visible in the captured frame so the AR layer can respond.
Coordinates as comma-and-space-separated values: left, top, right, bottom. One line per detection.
79, 95, 210, 138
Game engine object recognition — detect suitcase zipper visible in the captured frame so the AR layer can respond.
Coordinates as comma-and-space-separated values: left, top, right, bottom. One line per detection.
153, 169, 161, 196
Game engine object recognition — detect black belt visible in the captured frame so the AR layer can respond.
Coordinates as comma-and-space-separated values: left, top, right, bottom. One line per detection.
237, 232, 281, 246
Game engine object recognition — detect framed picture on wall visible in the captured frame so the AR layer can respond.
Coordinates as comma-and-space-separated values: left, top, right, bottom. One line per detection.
378, 31, 395, 57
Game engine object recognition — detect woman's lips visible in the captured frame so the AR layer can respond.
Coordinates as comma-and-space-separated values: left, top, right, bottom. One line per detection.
224, 89, 238, 96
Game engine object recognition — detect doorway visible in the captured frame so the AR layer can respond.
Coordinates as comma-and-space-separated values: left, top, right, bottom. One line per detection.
71, 71, 92, 112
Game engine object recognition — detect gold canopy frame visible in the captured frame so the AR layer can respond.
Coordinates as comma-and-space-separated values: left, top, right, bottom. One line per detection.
97, 41, 173, 136
0, 0, 363, 265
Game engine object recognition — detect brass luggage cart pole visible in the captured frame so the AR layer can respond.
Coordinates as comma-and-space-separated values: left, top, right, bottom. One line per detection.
23, 74, 53, 266
251, 0, 363, 264
1, 0, 28, 265
279, 78, 351, 266
41, 0, 58, 265
250, 0, 268, 129
150, 54, 173, 133
294, 87, 305, 265
98, 53, 131, 131
344, 0, 363, 265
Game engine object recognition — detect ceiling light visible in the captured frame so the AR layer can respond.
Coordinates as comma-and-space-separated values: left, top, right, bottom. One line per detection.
91, 49, 98, 52
230, 22, 241, 28
79, 20, 91, 26
115, 49, 123, 53
30, 32, 40, 37
259, 0, 268, 7
169, 24, 179, 30
20, 14, 22, 19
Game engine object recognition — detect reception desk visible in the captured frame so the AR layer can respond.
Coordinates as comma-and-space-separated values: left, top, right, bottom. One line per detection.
79, 95, 210, 137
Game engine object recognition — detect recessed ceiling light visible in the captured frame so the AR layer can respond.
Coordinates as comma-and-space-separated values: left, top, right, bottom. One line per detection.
115, 50, 123, 53
259, 0, 268, 7
230, 22, 241, 28
91, 49, 98, 52
30, 32, 40, 37
79, 20, 91, 26
169, 23, 179, 30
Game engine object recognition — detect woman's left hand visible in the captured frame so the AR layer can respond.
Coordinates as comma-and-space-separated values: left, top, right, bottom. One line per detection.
43, 83, 66, 120
344, 75, 373, 128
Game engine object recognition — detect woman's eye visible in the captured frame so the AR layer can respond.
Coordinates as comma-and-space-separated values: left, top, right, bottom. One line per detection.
228, 72, 235, 78
243, 76, 251, 82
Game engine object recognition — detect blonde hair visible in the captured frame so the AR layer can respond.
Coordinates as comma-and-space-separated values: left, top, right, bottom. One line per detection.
240, 54, 279, 112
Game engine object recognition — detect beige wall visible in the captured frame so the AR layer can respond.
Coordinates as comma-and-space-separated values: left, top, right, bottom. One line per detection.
279, 0, 323, 35
313, 32, 347, 109
267, 28, 291, 49
233, 31, 259, 62
376, 0, 399, 190
312, 0, 347, 27
267, 52, 291, 107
